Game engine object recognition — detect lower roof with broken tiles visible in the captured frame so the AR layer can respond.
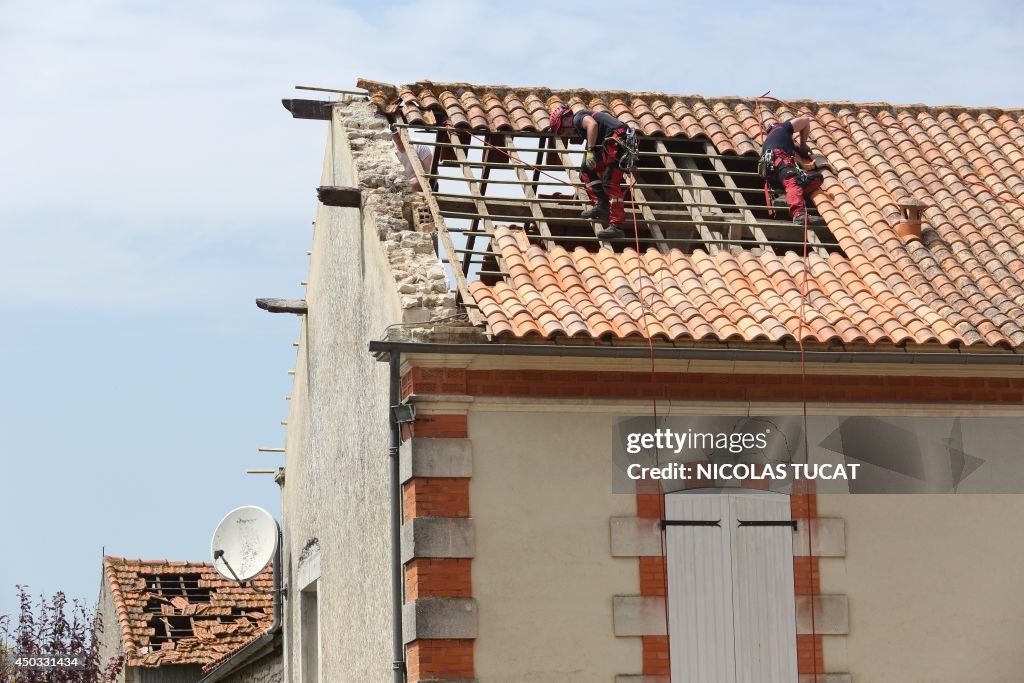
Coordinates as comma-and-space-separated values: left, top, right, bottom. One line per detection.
102, 556, 272, 668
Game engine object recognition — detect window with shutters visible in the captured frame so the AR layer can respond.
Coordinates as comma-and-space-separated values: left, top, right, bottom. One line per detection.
665, 489, 798, 683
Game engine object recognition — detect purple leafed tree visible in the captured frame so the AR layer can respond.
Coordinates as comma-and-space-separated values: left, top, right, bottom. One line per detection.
0, 586, 123, 683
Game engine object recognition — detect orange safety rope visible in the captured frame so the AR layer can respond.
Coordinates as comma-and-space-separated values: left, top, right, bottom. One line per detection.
626, 172, 673, 679
798, 204, 819, 683
755, 94, 820, 683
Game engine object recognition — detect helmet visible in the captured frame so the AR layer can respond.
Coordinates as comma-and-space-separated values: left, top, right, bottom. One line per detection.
549, 104, 571, 132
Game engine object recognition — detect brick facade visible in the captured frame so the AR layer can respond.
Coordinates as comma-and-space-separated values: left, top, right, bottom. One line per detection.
405, 366, 1024, 404
400, 363, 984, 680
402, 413, 475, 681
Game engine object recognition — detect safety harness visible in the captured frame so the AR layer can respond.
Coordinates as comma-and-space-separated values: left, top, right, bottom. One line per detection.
615, 127, 640, 173
760, 146, 822, 216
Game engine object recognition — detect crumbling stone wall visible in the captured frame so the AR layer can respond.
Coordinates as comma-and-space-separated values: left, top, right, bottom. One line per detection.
336, 101, 455, 324
281, 98, 485, 683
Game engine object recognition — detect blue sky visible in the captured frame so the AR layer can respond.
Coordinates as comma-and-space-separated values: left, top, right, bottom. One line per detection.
1, 0, 1022, 618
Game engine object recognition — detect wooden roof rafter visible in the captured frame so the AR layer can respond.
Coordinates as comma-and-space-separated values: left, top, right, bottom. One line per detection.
395, 123, 841, 287
397, 126, 484, 325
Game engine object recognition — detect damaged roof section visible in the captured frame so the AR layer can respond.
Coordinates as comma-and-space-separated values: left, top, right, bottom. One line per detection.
103, 556, 273, 668
358, 79, 1024, 349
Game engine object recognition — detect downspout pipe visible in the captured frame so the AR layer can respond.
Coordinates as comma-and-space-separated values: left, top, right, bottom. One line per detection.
389, 351, 406, 683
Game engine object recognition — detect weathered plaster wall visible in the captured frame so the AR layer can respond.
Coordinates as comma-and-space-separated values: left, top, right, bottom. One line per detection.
220, 647, 283, 683
96, 574, 127, 682
818, 494, 1024, 683
137, 665, 203, 683
469, 409, 642, 682
281, 99, 460, 682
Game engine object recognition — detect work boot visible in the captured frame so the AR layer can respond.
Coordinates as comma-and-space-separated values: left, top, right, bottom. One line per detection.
581, 202, 609, 220
596, 224, 625, 239
793, 213, 825, 226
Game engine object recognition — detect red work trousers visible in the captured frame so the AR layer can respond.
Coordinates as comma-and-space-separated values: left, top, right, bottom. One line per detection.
771, 150, 823, 218
581, 137, 626, 224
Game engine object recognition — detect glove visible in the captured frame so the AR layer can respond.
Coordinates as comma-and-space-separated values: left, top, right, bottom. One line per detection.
583, 147, 599, 171
797, 144, 813, 159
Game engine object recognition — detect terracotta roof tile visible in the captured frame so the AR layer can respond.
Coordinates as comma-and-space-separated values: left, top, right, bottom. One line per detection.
363, 79, 1024, 349
103, 556, 272, 669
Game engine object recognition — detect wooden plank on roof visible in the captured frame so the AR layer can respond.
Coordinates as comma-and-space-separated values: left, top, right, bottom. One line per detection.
256, 298, 308, 314
623, 180, 670, 254
397, 127, 482, 325
702, 141, 771, 252
316, 186, 361, 207
281, 99, 333, 120
654, 140, 720, 253
513, 135, 556, 250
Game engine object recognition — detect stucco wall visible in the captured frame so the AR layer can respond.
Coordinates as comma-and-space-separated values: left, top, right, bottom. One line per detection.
136, 665, 202, 683
469, 409, 642, 682
96, 574, 127, 682
818, 494, 1024, 683
221, 647, 283, 683
281, 99, 456, 682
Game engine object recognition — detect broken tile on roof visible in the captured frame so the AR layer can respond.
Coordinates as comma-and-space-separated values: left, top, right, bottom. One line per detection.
102, 556, 273, 668
360, 80, 1024, 349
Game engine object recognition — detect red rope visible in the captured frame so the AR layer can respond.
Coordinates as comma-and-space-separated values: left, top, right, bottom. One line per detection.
798, 203, 819, 683
626, 172, 673, 680
756, 94, 819, 682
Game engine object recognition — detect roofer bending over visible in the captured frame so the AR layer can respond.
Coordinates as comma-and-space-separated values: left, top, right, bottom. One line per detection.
761, 116, 824, 225
550, 104, 629, 240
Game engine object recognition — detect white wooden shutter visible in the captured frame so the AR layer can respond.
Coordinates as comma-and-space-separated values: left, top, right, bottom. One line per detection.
665, 490, 798, 683
730, 491, 799, 683
665, 492, 736, 682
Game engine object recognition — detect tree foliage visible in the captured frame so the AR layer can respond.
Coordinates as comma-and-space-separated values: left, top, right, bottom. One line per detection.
0, 586, 122, 683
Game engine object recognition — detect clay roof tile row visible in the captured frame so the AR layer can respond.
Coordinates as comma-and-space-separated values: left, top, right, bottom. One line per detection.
102, 556, 272, 669
361, 79, 1024, 349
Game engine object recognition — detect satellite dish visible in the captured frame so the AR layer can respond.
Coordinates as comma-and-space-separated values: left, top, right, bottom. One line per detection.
210, 506, 279, 582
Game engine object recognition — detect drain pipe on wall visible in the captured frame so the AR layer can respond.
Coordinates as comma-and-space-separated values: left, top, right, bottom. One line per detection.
388, 351, 406, 683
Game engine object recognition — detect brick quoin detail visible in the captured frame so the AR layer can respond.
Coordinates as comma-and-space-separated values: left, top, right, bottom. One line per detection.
406, 639, 474, 681
793, 492, 821, 672
797, 635, 824, 675
404, 367, 468, 398
640, 556, 667, 596
412, 414, 468, 439
402, 368, 1024, 404
405, 559, 472, 601
642, 635, 670, 676
794, 557, 821, 596
400, 410, 475, 682
402, 478, 470, 522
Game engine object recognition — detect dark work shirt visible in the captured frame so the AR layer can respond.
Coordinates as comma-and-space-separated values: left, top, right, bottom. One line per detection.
763, 120, 796, 155
572, 110, 627, 144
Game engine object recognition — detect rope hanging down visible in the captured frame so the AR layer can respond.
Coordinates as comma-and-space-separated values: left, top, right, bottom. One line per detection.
755, 91, 820, 683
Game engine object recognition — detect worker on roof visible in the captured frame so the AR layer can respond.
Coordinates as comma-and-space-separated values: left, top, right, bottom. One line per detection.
549, 104, 629, 240
390, 122, 433, 192
761, 116, 825, 225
